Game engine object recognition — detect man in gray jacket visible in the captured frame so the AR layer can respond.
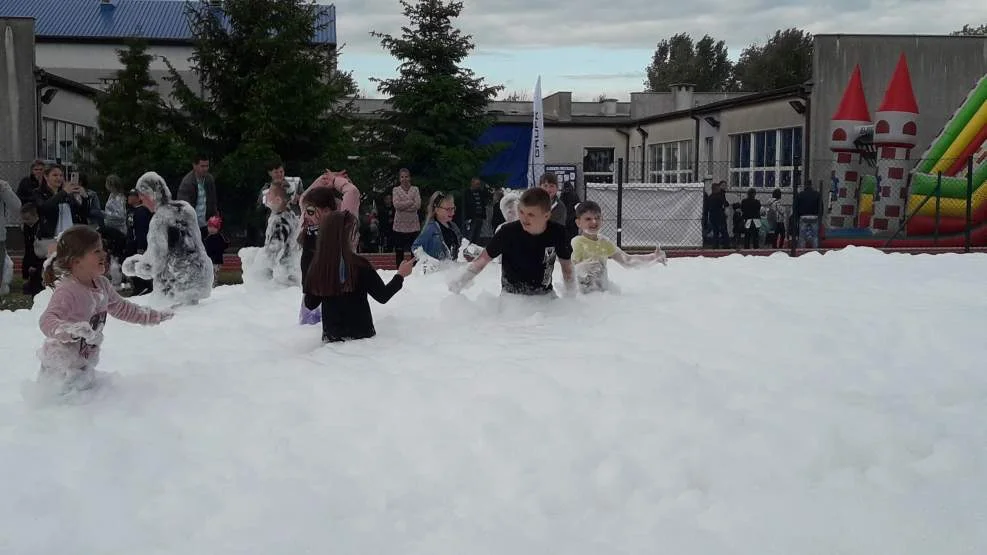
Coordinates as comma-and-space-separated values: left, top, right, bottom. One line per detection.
0, 179, 23, 295
177, 154, 219, 238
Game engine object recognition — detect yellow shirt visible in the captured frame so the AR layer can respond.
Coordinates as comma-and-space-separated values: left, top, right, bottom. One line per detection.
571, 235, 618, 264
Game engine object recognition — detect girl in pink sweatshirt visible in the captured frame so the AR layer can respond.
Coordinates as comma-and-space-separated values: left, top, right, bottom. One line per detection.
38, 225, 173, 393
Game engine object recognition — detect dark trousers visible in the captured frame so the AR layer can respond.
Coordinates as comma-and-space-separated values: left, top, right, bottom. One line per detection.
744, 223, 760, 249
771, 223, 786, 249
710, 218, 728, 248
393, 231, 418, 267
467, 217, 484, 244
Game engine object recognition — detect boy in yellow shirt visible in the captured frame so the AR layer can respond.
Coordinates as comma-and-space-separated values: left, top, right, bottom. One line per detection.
571, 201, 666, 294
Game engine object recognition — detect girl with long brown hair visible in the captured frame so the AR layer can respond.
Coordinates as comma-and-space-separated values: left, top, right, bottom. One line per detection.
302, 211, 414, 342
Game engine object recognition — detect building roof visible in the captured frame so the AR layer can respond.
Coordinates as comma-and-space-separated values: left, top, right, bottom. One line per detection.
1, 0, 336, 45
36, 69, 102, 98
631, 84, 805, 127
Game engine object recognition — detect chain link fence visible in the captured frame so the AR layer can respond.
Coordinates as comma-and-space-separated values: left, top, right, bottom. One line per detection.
541, 153, 984, 253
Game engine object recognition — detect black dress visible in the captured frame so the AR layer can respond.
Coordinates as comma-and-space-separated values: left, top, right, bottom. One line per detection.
303, 259, 404, 342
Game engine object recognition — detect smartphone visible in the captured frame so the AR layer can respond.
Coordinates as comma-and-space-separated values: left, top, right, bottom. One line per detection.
70, 171, 80, 184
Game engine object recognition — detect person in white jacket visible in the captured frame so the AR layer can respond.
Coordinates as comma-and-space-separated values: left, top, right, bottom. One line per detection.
0, 179, 23, 295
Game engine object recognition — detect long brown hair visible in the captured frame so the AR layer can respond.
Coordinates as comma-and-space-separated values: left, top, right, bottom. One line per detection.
304, 210, 365, 296
42, 225, 102, 287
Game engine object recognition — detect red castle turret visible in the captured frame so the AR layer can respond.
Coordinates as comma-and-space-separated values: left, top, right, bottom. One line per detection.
828, 65, 872, 229
870, 53, 919, 233
874, 53, 919, 148
830, 65, 872, 151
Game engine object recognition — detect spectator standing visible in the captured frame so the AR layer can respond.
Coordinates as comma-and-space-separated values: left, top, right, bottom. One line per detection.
0, 179, 22, 295
178, 154, 219, 239
16, 160, 46, 205
391, 168, 421, 267
795, 182, 823, 248
463, 177, 490, 244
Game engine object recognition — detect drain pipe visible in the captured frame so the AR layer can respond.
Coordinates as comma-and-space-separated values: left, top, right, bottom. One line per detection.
616, 128, 631, 180
635, 127, 648, 181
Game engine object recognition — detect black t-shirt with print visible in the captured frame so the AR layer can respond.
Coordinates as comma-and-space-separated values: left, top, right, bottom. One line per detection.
484, 220, 572, 295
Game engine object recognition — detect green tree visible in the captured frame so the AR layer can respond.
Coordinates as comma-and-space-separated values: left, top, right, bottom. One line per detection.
951, 24, 987, 36
368, 0, 503, 195
164, 0, 358, 225
732, 28, 813, 92
76, 39, 191, 188
644, 33, 734, 92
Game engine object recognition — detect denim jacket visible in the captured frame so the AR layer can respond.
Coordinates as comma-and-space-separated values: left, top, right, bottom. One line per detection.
412, 220, 461, 261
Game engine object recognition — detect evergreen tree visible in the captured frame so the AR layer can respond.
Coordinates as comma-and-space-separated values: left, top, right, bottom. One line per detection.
368, 0, 502, 194
164, 0, 357, 223
644, 33, 734, 92
732, 28, 813, 92
76, 39, 191, 187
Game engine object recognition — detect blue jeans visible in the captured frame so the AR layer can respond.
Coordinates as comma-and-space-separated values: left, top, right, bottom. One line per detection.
799, 217, 819, 248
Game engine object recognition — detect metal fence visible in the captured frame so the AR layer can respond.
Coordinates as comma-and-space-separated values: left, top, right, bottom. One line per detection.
541, 154, 983, 254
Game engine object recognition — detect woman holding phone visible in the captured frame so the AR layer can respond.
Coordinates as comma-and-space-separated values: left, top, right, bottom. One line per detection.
33, 165, 91, 247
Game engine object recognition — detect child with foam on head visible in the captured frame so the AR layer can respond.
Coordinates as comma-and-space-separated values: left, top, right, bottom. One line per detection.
36, 225, 173, 395
570, 201, 666, 294
239, 184, 302, 287
449, 187, 575, 297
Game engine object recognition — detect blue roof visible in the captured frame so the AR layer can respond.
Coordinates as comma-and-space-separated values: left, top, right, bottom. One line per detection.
1, 0, 336, 44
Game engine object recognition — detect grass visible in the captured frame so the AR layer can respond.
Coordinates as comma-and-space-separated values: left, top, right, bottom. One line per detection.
0, 270, 244, 312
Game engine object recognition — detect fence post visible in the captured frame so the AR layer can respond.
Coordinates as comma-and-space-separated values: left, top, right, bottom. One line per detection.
934, 172, 942, 246
616, 158, 624, 248
966, 156, 974, 253
790, 161, 800, 257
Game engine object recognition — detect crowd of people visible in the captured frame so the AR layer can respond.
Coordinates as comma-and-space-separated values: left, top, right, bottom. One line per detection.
11, 158, 666, 400
703, 181, 824, 250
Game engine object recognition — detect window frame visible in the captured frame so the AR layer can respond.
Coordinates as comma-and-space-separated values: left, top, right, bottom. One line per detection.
646, 139, 693, 184
728, 126, 803, 189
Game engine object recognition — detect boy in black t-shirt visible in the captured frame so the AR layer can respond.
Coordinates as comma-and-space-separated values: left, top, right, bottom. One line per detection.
449, 187, 574, 296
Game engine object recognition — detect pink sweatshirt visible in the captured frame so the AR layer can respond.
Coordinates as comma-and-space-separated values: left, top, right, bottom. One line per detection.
306, 174, 361, 218
39, 275, 167, 374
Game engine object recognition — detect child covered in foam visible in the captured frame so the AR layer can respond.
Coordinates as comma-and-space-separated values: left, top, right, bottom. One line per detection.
570, 200, 666, 294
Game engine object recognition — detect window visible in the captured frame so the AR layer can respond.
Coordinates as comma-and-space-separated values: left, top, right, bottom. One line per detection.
729, 127, 802, 188
583, 147, 615, 184
647, 139, 692, 183
41, 117, 94, 165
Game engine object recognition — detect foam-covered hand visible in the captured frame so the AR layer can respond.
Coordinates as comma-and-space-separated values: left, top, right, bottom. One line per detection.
558, 279, 577, 298
448, 267, 478, 294
654, 248, 668, 266
58, 321, 98, 343
150, 309, 174, 325
575, 259, 604, 279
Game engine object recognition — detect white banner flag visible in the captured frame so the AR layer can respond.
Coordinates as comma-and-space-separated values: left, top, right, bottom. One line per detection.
527, 76, 545, 188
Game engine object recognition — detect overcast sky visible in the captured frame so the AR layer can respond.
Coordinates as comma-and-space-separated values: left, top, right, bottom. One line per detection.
326, 0, 987, 101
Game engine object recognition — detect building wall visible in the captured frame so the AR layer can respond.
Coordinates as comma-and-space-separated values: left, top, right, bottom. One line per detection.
0, 18, 38, 179
35, 42, 199, 100
809, 34, 987, 188
544, 126, 625, 166
41, 88, 97, 127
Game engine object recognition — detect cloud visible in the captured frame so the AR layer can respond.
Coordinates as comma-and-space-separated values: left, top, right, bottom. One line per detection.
561, 72, 646, 81
326, 0, 987, 55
